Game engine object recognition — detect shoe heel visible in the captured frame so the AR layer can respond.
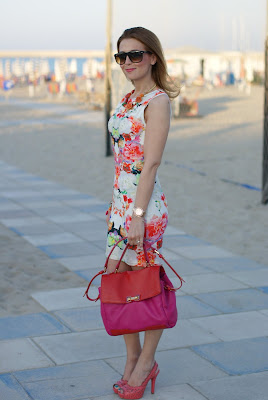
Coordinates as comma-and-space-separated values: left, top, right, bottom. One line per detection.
151, 369, 160, 394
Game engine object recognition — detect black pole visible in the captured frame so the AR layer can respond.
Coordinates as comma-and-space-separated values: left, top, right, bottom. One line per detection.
104, 64, 112, 157
105, 0, 112, 157
262, 34, 268, 204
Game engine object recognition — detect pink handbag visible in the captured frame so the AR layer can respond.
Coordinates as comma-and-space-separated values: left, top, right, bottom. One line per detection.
83, 238, 185, 336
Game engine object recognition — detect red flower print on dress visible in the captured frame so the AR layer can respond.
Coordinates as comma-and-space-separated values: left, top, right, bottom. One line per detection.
136, 248, 157, 267
161, 193, 168, 208
123, 143, 143, 161
125, 101, 133, 111
123, 162, 131, 173
146, 213, 168, 242
124, 133, 132, 141
128, 116, 144, 134
125, 214, 132, 231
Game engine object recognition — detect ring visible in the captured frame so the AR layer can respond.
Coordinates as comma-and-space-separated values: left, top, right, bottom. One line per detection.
137, 240, 141, 244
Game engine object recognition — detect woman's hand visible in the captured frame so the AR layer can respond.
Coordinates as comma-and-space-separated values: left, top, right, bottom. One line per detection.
128, 216, 145, 248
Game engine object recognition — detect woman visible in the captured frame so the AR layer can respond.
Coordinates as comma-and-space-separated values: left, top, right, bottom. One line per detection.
105, 27, 180, 399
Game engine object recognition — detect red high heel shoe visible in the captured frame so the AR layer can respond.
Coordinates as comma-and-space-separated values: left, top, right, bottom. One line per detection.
118, 362, 160, 399
113, 379, 128, 394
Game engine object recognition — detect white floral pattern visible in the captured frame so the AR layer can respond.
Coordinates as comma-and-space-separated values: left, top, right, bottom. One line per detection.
105, 88, 170, 266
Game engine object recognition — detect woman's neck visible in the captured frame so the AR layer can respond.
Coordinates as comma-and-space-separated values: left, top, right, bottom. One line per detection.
132, 79, 156, 97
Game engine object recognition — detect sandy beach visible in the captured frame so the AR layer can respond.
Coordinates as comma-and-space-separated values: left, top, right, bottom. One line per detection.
0, 84, 267, 315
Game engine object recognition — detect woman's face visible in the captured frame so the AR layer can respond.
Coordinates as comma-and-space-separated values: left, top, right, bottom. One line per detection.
118, 38, 156, 82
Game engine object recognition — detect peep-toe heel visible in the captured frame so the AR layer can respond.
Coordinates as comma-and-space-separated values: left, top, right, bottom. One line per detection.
118, 362, 160, 399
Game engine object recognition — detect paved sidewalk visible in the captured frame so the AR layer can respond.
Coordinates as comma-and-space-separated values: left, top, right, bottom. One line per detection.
0, 159, 268, 400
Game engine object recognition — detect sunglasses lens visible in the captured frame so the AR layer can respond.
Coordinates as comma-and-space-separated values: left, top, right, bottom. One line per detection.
129, 52, 143, 63
115, 54, 126, 65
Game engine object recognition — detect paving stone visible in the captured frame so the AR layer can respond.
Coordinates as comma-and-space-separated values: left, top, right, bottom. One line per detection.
0, 202, 23, 211
47, 213, 95, 223
195, 289, 268, 313
14, 360, 114, 383
164, 258, 211, 277
58, 254, 106, 271
0, 374, 31, 400
46, 193, 92, 201
178, 272, 247, 295
63, 200, 107, 210
195, 257, 268, 272
259, 309, 268, 317
31, 206, 79, 217
258, 286, 268, 294
54, 307, 103, 331
24, 232, 83, 246
89, 384, 208, 400
10, 223, 65, 236
0, 338, 54, 373
0, 209, 36, 219
75, 204, 108, 214
75, 268, 102, 286
176, 295, 220, 319
226, 269, 268, 287
32, 287, 98, 311
60, 220, 106, 234
161, 248, 184, 261
164, 235, 209, 249
157, 320, 220, 350
0, 313, 70, 339
38, 241, 102, 258
106, 348, 226, 389
4, 195, 50, 202
2, 190, 41, 198
36, 189, 80, 196
14, 197, 56, 204
22, 374, 118, 400
164, 225, 186, 235
192, 337, 268, 375
74, 229, 107, 242
89, 239, 107, 251
192, 371, 268, 400
173, 245, 234, 259
1, 217, 46, 227
190, 311, 268, 341
19, 200, 63, 209
33, 330, 126, 364
15, 360, 119, 399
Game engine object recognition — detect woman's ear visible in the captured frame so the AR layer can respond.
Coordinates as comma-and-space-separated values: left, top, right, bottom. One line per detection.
151, 54, 157, 66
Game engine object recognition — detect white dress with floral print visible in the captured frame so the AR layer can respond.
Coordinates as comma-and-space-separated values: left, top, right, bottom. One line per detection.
106, 88, 169, 267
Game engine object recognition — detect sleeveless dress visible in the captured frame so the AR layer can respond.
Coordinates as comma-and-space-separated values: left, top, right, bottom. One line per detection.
105, 88, 169, 267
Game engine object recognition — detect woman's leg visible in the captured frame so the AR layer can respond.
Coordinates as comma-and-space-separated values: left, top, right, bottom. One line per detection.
127, 329, 163, 387
106, 259, 141, 380
122, 333, 142, 380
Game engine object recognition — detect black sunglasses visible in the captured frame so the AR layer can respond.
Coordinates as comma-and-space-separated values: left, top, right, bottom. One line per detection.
114, 50, 152, 65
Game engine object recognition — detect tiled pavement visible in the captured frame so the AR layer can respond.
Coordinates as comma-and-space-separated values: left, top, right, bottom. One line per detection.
0, 159, 268, 400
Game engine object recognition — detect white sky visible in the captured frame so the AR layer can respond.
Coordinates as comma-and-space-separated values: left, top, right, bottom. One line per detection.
0, 0, 266, 51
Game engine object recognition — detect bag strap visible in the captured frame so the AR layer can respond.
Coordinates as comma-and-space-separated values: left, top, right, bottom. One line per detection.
83, 237, 129, 301
152, 249, 185, 291
83, 237, 185, 301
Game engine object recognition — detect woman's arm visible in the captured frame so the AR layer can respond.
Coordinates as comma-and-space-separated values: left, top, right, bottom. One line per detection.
127, 94, 170, 247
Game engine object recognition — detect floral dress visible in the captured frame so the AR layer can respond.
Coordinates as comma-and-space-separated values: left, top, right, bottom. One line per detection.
105, 88, 169, 267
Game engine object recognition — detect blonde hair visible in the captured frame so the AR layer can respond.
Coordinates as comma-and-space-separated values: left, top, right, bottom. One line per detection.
117, 27, 180, 99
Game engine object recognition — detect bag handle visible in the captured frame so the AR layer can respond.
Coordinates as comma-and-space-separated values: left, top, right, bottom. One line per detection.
83, 237, 129, 301
83, 237, 185, 301
152, 249, 185, 291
